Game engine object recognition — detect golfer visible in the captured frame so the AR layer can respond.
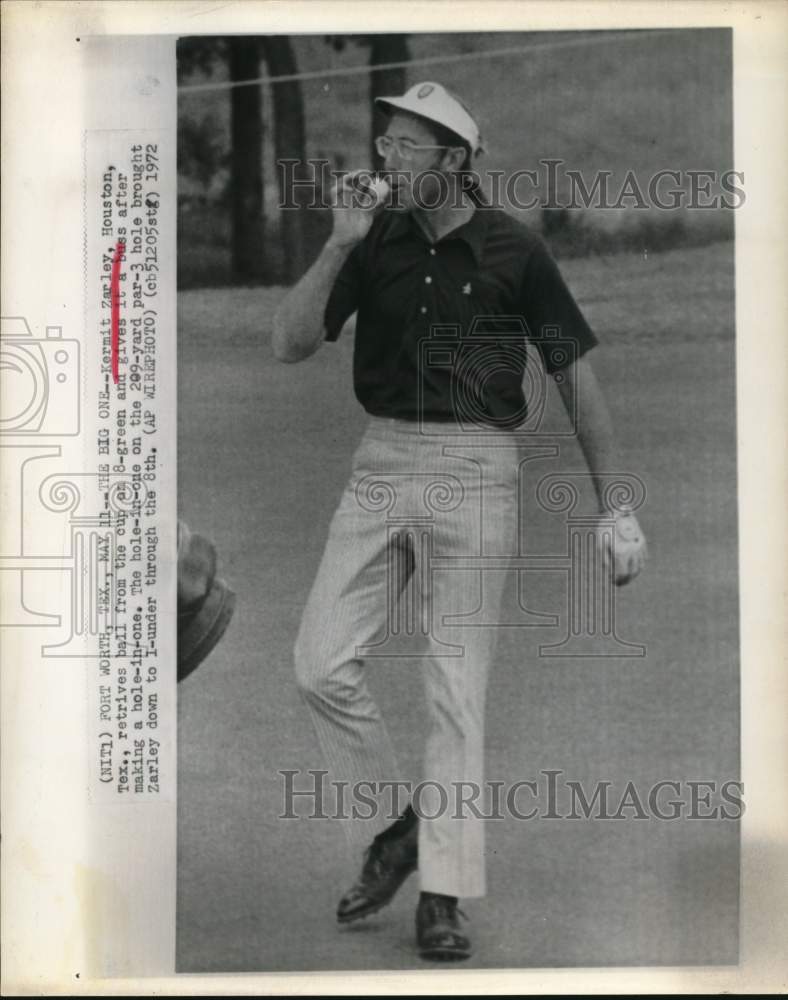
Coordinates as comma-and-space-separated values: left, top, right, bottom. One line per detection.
272, 81, 646, 961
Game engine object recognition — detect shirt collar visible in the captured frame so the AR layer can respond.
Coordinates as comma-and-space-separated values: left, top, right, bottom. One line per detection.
380, 206, 488, 265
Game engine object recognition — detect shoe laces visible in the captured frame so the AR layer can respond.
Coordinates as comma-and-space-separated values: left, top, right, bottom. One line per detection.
421, 895, 468, 923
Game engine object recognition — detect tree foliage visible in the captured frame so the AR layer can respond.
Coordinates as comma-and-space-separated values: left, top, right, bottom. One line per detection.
178, 33, 411, 284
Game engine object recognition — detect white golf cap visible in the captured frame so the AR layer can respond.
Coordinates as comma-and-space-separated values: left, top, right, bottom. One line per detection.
375, 81, 484, 156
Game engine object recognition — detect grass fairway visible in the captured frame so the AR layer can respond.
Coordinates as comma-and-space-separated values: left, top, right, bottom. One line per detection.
176, 240, 738, 972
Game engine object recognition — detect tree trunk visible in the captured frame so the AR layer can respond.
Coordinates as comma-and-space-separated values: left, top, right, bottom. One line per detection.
368, 35, 410, 167
262, 36, 314, 283
228, 37, 265, 281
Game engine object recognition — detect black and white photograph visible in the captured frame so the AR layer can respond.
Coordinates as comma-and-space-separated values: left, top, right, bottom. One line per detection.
176, 27, 740, 972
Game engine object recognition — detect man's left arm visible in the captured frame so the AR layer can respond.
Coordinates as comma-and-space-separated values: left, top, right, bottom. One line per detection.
518, 240, 647, 584
554, 354, 617, 512
555, 355, 648, 586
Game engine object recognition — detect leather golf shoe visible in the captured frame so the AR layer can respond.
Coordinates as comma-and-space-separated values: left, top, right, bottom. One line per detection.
336, 823, 418, 924
416, 893, 471, 961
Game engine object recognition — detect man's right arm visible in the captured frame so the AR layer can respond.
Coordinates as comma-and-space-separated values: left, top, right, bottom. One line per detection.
272, 172, 386, 364
271, 239, 356, 363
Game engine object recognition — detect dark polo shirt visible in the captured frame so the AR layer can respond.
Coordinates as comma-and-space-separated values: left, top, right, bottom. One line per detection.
324, 205, 598, 427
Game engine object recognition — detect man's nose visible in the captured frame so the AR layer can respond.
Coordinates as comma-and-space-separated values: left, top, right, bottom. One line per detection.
383, 155, 410, 189
383, 147, 402, 170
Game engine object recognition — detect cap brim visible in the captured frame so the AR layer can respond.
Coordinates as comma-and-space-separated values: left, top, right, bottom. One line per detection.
374, 96, 411, 115
374, 95, 456, 140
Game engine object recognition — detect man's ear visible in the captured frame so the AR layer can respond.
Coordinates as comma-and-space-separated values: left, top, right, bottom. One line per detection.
441, 145, 467, 173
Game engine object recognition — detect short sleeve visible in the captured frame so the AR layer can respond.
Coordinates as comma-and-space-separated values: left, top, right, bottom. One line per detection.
324, 243, 364, 342
519, 241, 599, 373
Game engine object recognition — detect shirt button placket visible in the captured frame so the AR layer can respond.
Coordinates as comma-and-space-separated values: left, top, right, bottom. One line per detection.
422, 251, 434, 316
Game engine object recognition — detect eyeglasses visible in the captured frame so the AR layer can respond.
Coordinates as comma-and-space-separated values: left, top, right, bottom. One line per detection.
374, 135, 449, 161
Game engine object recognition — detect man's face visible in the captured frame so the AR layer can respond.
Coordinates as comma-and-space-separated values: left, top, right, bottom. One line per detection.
379, 112, 453, 212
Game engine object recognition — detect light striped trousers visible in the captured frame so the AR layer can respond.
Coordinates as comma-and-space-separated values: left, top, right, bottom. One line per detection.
294, 416, 519, 898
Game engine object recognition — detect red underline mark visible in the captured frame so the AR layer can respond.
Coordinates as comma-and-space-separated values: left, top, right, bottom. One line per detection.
110, 240, 125, 385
